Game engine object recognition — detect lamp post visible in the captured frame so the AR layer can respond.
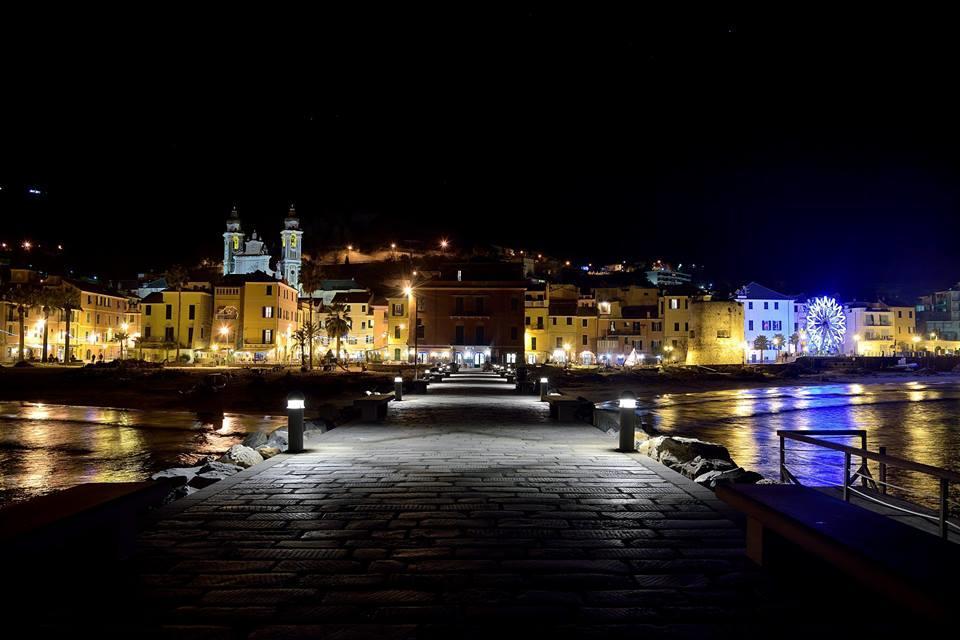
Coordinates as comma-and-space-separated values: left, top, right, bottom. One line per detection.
404, 285, 419, 380
219, 325, 230, 364
539, 377, 549, 401
286, 391, 305, 453
394, 376, 403, 401
618, 391, 638, 453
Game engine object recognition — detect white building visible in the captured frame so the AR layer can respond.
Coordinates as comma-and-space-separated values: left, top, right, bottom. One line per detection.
736, 282, 796, 362
222, 204, 303, 291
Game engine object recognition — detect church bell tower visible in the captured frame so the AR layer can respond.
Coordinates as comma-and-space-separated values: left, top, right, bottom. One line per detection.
278, 203, 304, 290
223, 204, 243, 276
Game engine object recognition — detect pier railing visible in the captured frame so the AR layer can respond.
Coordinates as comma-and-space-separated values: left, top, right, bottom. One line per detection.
778, 429, 960, 540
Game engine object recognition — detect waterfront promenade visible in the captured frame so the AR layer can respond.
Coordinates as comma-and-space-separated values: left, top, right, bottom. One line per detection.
111, 371, 794, 637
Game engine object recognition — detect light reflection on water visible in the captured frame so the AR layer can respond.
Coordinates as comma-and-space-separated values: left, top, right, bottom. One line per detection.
0, 402, 286, 506
639, 380, 960, 509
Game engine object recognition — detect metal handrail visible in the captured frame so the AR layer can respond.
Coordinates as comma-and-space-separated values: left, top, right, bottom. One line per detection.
778, 429, 958, 540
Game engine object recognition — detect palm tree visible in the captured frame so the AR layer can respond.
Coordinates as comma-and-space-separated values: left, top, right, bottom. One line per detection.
772, 333, 787, 362
114, 331, 129, 361
299, 259, 324, 370
1, 283, 40, 362
134, 335, 144, 361
36, 285, 68, 363
753, 335, 769, 363
324, 302, 351, 368
58, 284, 81, 364
164, 265, 189, 364
789, 331, 801, 356
292, 328, 308, 368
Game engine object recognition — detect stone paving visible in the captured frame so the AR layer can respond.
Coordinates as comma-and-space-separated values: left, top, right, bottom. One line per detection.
127, 372, 783, 638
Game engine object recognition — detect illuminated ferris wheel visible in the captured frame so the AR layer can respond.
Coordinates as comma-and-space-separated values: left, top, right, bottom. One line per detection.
805, 296, 846, 355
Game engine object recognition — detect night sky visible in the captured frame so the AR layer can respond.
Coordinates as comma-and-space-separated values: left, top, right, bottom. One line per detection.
2, 8, 959, 300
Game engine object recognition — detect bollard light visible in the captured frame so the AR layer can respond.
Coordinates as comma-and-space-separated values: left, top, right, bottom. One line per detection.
394, 376, 403, 401
618, 391, 637, 452
539, 377, 549, 401
287, 391, 305, 453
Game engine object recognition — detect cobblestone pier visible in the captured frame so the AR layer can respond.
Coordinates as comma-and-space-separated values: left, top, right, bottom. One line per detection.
127, 373, 779, 637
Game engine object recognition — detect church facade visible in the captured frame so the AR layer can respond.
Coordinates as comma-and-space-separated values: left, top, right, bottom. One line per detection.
222, 204, 303, 291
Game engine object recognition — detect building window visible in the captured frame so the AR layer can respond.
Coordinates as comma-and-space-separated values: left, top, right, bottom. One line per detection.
457, 270, 462, 282
674, 322, 680, 331
510, 297, 518, 311
144, 326, 151, 338
455, 325, 465, 344
263, 329, 273, 343
394, 348, 401, 361
475, 326, 484, 344
536, 317, 543, 329
582, 334, 588, 346
165, 305, 172, 320
416, 319, 424, 339
717, 329, 731, 339
392, 303, 404, 316
764, 301, 769, 310
552, 317, 557, 325
455, 297, 464, 315
475, 297, 484, 315
525, 316, 531, 326
164, 327, 174, 341
145, 305, 152, 316
531, 337, 537, 350
670, 299, 679, 310
749, 320, 754, 331
582, 318, 588, 327
774, 302, 779, 310
394, 325, 401, 339
188, 304, 196, 320
684, 322, 688, 332
556, 337, 563, 348
263, 306, 273, 318
266, 285, 272, 296
188, 327, 194, 343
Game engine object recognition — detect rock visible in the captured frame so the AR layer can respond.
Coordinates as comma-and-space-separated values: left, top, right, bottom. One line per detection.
150, 467, 199, 484
217, 444, 263, 469
637, 436, 735, 469
677, 456, 736, 479
163, 484, 198, 504
256, 445, 281, 459
189, 472, 229, 489
694, 467, 763, 488
198, 460, 243, 475
241, 432, 269, 449
266, 429, 289, 451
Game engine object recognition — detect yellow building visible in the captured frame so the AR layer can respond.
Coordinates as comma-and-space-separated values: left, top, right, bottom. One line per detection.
314, 291, 383, 362
2, 272, 141, 363
685, 299, 745, 365
139, 288, 213, 362
523, 285, 549, 364
213, 272, 299, 363
660, 292, 693, 362
386, 294, 410, 362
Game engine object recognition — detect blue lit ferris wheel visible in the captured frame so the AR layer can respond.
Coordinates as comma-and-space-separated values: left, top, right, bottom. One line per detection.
805, 296, 846, 355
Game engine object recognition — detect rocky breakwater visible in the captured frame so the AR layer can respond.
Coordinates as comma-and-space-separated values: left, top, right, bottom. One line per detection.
637, 435, 765, 489
151, 422, 324, 502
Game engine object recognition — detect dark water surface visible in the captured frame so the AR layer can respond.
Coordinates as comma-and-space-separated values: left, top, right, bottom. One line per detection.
639, 380, 960, 509
0, 402, 286, 506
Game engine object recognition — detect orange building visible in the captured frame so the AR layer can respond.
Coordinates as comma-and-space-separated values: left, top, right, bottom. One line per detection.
404, 263, 526, 366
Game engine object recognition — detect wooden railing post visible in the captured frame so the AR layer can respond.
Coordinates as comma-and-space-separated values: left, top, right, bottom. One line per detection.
879, 446, 887, 495
940, 479, 949, 540
860, 433, 869, 488
843, 452, 851, 502
779, 434, 786, 483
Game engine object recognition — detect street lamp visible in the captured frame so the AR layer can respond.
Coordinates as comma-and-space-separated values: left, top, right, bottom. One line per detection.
404, 285, 419, 380
440, 239, 448, 252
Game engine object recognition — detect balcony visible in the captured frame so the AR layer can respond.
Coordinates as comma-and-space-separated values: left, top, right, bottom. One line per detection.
525, 300, 547, 308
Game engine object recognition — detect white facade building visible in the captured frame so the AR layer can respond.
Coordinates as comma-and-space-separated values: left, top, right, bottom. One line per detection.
736, 282, 796, 362
222, 204, 303, 291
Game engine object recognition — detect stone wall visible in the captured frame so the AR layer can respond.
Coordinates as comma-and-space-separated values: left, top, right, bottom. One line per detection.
686, 300, 745, 365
